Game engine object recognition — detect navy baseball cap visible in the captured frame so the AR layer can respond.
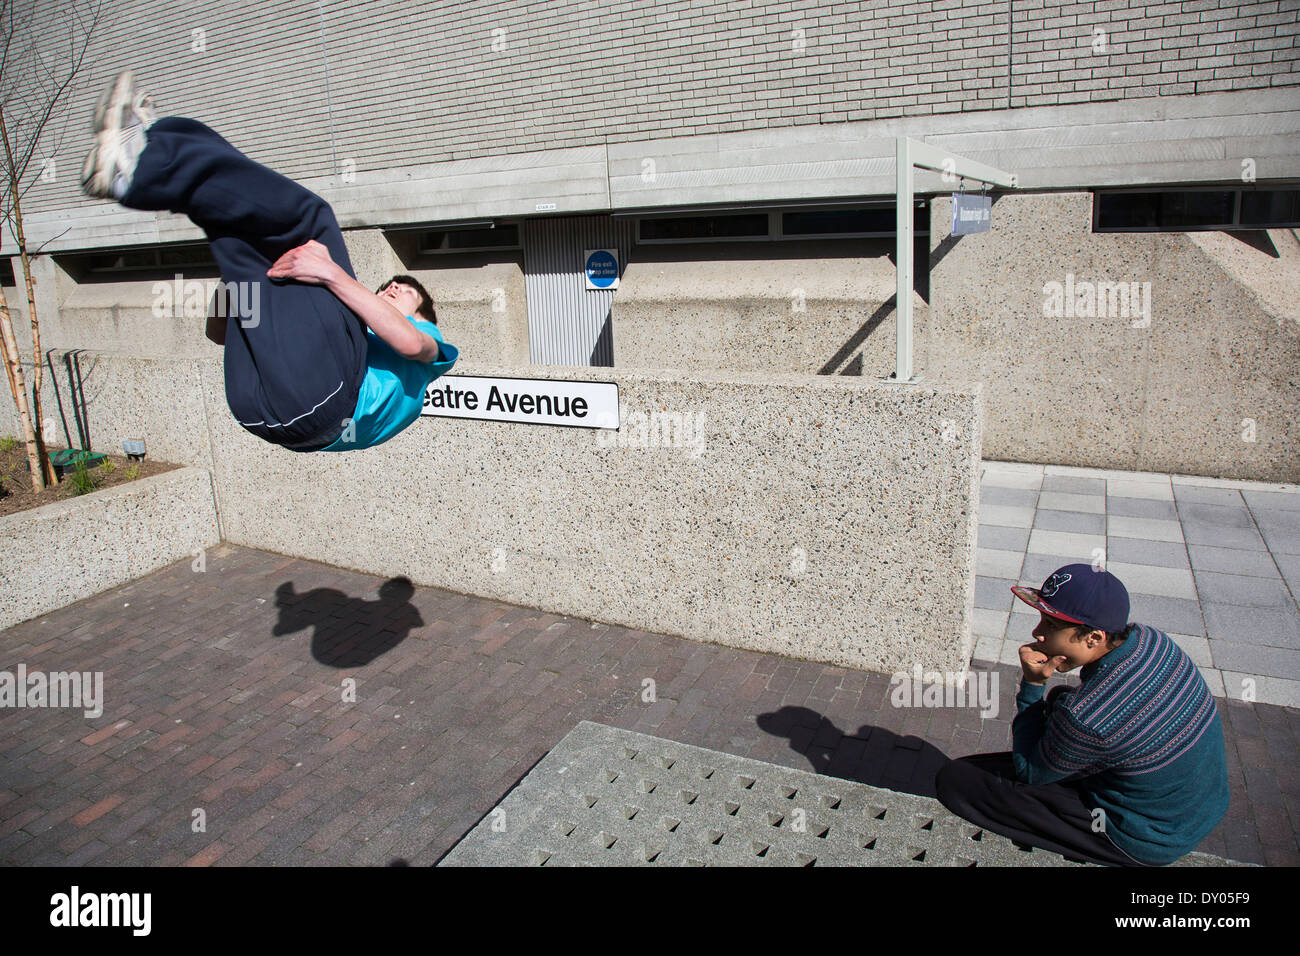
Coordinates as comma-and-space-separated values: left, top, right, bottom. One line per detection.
1011, 564, 1130, 633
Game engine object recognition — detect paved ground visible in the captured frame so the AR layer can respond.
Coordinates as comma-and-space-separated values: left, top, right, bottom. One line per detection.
975, 463, 1300, 708
1, 540, 1296, 866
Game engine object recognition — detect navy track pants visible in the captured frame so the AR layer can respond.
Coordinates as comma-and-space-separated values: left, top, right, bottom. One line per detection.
120, 117, 367, 451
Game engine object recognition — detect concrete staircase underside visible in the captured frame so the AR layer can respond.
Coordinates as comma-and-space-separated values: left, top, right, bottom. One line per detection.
440, 722, 1243, 867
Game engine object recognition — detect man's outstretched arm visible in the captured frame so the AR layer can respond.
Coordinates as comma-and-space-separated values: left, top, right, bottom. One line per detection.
266, 240, 441, 363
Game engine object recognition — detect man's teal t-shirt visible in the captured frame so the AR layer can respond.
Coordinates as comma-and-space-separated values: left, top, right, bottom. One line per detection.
318, 317, 458, 452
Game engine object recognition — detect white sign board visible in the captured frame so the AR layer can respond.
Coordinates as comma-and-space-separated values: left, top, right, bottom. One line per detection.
423, 375, 620, 429
951, 193, 992, 235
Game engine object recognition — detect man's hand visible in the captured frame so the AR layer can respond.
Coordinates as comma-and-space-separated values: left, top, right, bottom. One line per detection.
1019, 644, 1066, 686
267, 239, 341, 286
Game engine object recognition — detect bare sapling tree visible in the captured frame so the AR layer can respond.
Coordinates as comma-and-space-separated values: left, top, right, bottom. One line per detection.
0, 0, 102, 490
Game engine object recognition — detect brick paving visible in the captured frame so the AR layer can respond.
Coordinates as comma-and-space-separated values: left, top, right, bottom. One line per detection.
1, 543, 1297, 866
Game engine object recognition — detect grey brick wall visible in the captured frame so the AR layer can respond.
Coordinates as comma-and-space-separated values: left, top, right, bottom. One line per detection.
10, 0, 1299, 222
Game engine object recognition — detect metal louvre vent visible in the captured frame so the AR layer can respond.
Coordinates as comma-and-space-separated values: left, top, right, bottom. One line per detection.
441, 722, 1095, 867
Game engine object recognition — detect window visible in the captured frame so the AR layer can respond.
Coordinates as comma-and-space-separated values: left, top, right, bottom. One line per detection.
639, 214, 768, 242
1094, 188, 1300, 231
54, 243, 219, 282
0, 257, 14, 286
636, 203, 928, 243
416, 224, 520, 253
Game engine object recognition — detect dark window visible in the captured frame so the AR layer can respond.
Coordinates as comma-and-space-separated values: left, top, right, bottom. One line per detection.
639, 214, 768, 241
419, 224, 519, 252
1240, 190, 1300, 228
1096, 191, 1234, 230
0, 257, 14, 286
54, 243, 219, 282
782, 206, 927, 236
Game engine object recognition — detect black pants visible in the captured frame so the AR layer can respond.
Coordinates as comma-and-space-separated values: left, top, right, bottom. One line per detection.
935, 753, 1151, 867
120, 117, 367, 450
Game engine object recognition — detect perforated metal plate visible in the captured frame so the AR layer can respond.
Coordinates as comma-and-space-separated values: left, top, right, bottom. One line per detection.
441, 722, 1240, 867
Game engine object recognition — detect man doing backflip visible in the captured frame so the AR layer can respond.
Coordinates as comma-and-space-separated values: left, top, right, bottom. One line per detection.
81, 70, 458, 452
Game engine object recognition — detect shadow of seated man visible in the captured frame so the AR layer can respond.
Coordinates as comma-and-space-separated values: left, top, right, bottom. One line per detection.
272, 577, 424, 667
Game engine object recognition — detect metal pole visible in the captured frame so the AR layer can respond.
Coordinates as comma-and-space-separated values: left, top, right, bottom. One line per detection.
895, 137, 914, 383
891, 137, 1017, 385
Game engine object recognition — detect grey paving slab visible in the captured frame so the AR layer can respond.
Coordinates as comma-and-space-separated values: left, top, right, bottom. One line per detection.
1188, 545, 1284, 579
1109, 516, 1185, 543
1105, 537, 1191, 570
977, 525, 1030, 552
1253, 509, 1300, 557
1276, 554, 1300, 599
1106, 562, 1196, 600
1019, 553, 1083, 587
1041, 476, 1106, 496
1210, 643, 1300, 682
1203, 604, 1300, 650
437, 722, 1238, 867
1106, 478, 1173, 501
1194, 573, 1296, 611
1037, 492, 1105, 514
1167, 633, 1214, 669
1129, 594, 1206, 638
1032, 510, 1106, 535
1219, 672, 1300, 710
979, 466, 1043, 491
971, 607, 1010, 640
1172, 486, 1245, 507
1182, 523, 1267, 551
975, 548, 1024, 581
1179, 502, 1257, 530
1107, 497, 1179, 521
980, 504, 1034, 529
980, 486, 1040, 508
974, 576, 1015, 611
1027, 529, 1105, 557
1242, 490, 1300, 512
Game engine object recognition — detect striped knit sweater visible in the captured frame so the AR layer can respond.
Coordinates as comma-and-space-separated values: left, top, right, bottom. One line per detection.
1013, 623, 1229, 865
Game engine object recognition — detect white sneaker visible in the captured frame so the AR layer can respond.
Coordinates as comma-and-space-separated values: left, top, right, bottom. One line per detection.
80, 70, 156, 200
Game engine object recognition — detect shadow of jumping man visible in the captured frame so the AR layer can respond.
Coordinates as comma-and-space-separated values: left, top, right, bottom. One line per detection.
272, 577, 424, 667
756, 706, 950, 799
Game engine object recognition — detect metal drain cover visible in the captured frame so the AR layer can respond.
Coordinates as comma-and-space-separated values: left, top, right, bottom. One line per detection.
440, 722, 1239, 867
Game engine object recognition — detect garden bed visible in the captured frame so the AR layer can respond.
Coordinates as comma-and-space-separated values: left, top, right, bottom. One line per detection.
0, 439, 181, 519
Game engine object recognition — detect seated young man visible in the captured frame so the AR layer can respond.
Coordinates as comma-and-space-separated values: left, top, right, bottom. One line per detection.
81, 70, 458, 452
935, 564, 1230, 866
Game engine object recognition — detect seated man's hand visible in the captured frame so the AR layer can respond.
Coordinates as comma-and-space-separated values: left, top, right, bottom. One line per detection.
267, 239, 340, 286
1019, 644, 1066, 686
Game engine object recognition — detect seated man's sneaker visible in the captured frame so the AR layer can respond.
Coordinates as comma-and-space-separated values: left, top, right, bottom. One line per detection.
80, 70, 156, 200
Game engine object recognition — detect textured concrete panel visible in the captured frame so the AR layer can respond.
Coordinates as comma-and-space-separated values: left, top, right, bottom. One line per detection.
926, 193, 1300, 483
439, 722, 1241, 867
612, 240, 918, 379
197, 359, 983, 675
0, 466, 221, 631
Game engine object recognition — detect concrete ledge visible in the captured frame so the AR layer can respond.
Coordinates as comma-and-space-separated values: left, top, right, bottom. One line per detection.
0, 466, 221, 631
202, 361, 983, 675
5, 349, 984, 673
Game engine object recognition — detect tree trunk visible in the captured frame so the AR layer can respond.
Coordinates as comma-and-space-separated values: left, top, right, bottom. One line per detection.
0, 283, 46, 490
0, 103, 55, 488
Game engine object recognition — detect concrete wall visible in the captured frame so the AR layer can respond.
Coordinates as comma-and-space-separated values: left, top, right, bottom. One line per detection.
0, 466, 221, 631
612, 238, 927, 378
12, 1, 1300, 222
925, 192, 1300, 482
5, 349, 985, 676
